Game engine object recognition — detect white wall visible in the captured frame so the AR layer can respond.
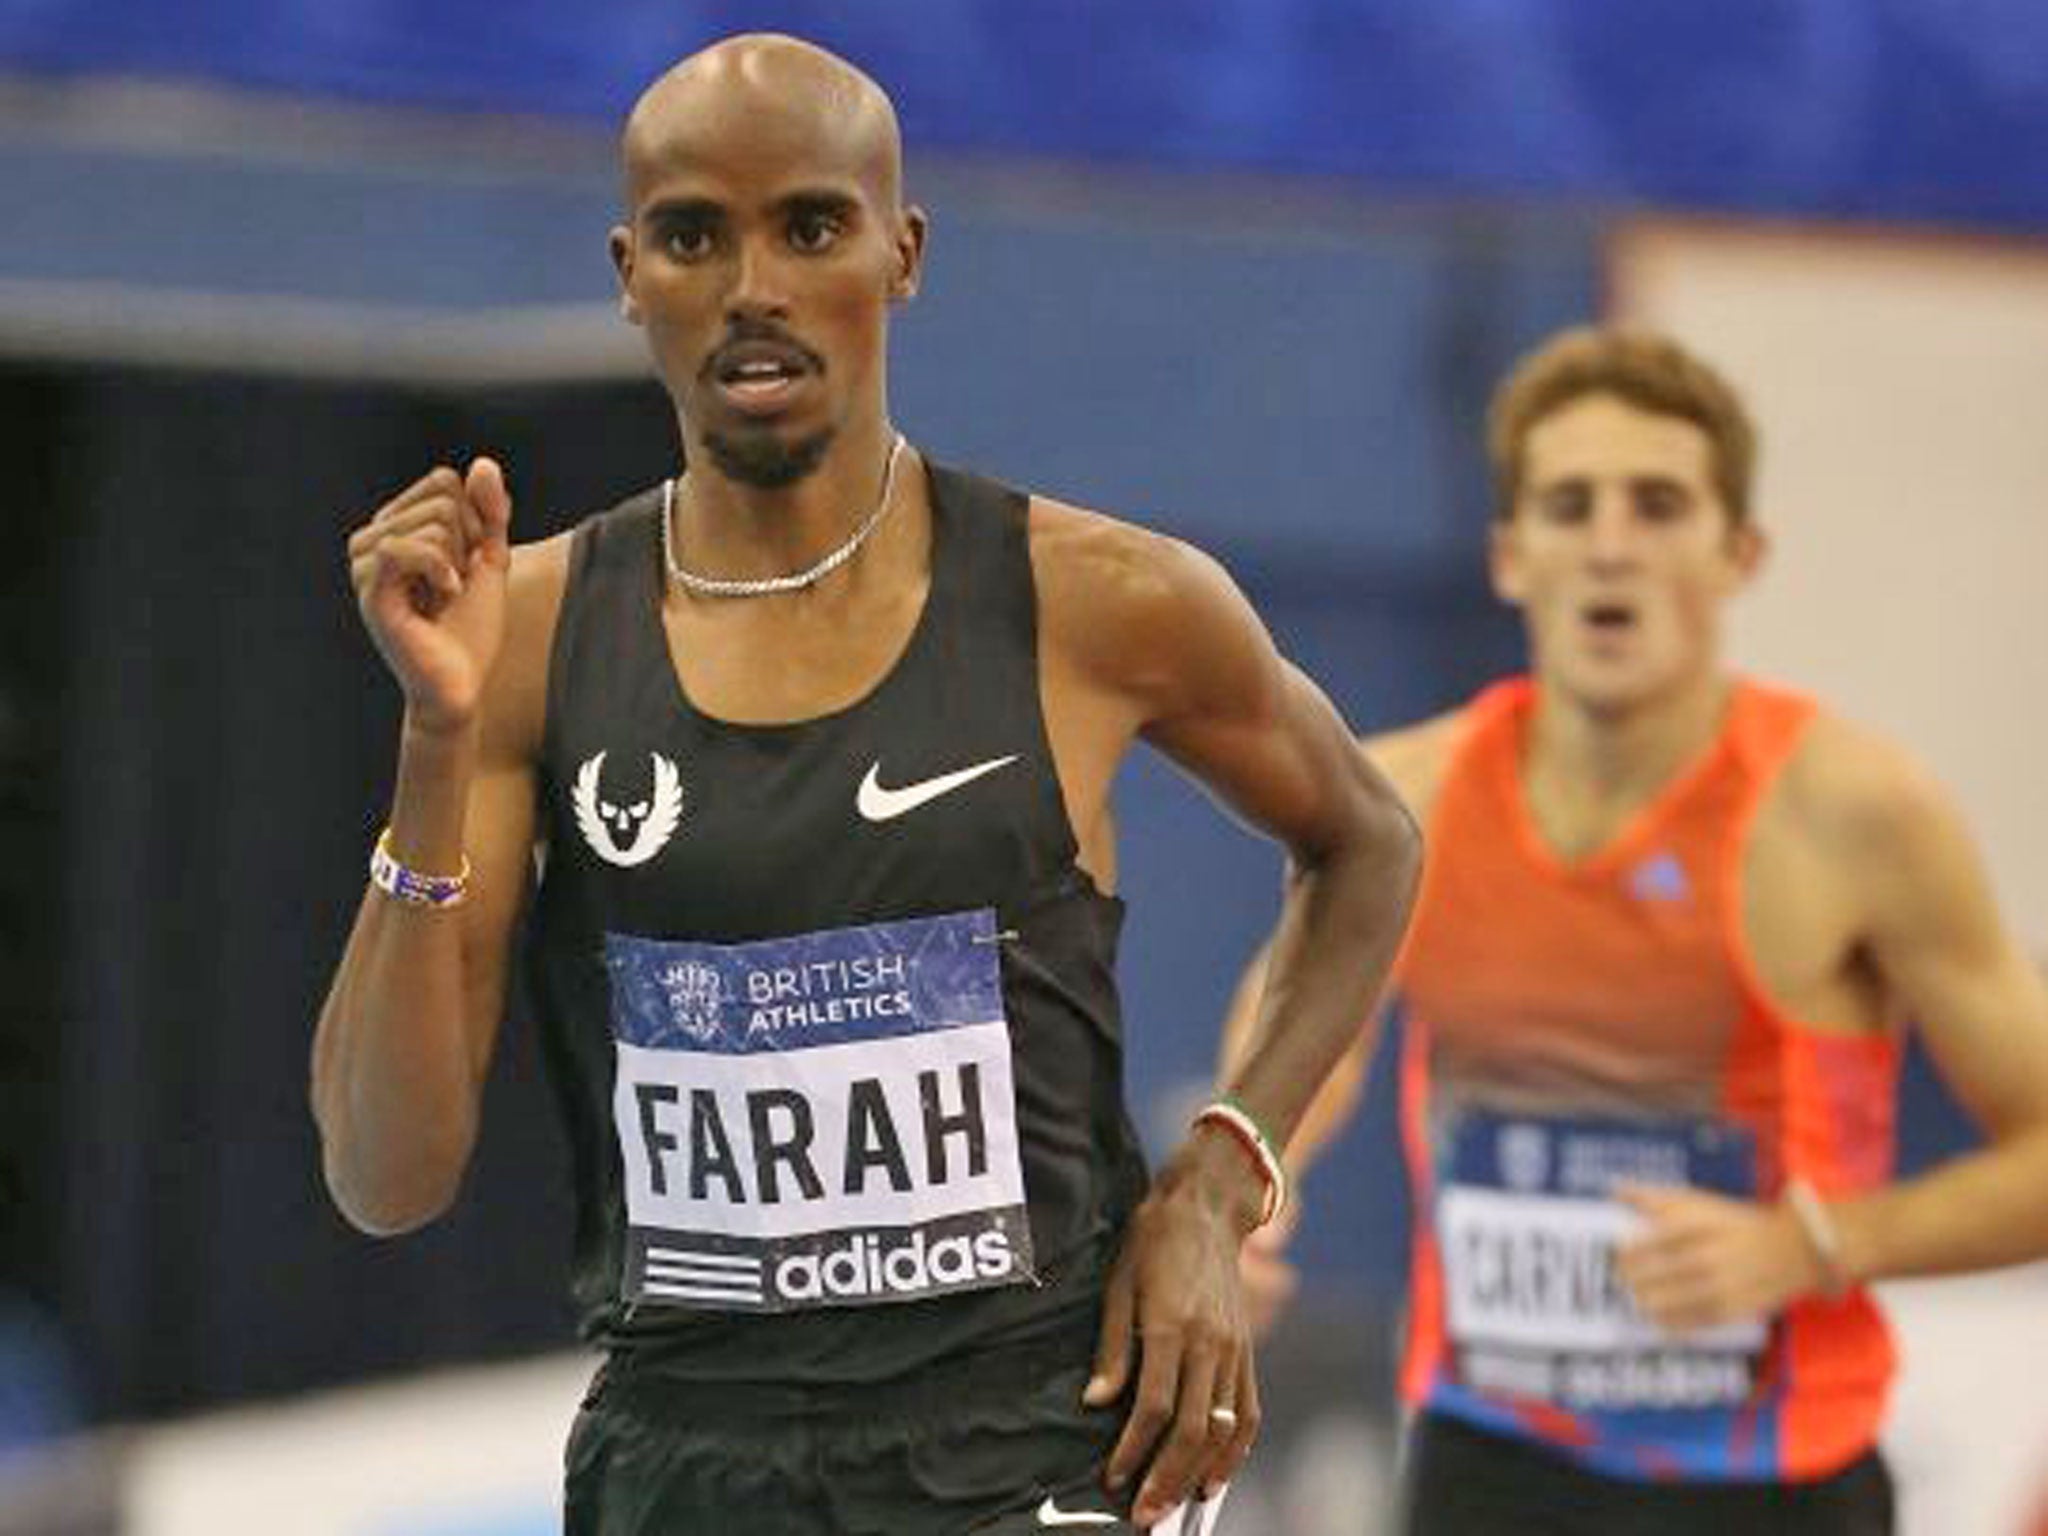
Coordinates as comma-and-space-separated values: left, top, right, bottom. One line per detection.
1613, 220, 2048, 1536
125, 1354, 592, 1536
1611, 221, 2048, 952
1882, 1265, 2048, 1536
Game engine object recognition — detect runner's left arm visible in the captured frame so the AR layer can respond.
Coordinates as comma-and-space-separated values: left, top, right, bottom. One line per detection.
1619, 725, 2048, 1332
1818, 734, 2048, 1283
1072, 530, 1421, 1526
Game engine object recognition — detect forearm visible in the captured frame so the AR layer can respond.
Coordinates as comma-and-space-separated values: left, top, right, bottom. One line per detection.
312, 719, 487, 1234
1220, 791, 1420, 1152
1832, 1122, 2048, 1284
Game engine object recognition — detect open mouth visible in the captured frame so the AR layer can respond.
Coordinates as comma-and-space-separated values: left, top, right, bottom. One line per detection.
1581, 600, 1639, 634
708, 338, 818, 414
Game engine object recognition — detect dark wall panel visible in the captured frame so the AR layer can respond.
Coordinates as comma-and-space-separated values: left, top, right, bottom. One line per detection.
47, 368, 676, 1418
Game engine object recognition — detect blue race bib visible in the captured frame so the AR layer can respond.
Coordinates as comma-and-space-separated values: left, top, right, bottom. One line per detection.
605, 910, 1033, 1313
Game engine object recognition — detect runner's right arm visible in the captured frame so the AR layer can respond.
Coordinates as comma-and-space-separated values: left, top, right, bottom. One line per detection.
311, 461, 561, 1235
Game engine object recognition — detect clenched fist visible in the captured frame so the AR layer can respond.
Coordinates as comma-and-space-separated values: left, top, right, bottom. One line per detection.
348, 458, 513, 735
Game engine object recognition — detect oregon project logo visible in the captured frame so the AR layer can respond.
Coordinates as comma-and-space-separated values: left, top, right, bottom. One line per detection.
572, 750, 684, 867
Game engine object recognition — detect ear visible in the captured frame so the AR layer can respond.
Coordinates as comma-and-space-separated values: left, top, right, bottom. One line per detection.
608, 225, 642, 325
1488, 516, 1528, 607
1723, 517, 1768, 591
889, 205, 929, 303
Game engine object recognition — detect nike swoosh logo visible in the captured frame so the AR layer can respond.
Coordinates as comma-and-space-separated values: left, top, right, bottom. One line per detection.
1035, 1496, 1119, 1528
857, 754, 1018, 822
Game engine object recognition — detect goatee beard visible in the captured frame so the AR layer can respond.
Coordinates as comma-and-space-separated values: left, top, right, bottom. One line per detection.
701, 426, 835, 489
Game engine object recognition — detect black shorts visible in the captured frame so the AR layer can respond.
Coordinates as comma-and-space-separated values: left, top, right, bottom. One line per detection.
1401, 1411, 1894, 1536
564, 1334, 1138, 1536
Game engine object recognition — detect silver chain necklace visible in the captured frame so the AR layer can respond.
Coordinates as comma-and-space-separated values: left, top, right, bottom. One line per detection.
661, 433, 907, 598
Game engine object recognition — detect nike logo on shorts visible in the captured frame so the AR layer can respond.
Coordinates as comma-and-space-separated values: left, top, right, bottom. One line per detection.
1035, 1494, 1119, 1527
857, 755, 1018, 822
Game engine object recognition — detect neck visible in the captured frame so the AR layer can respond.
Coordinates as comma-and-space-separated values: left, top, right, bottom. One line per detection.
677, 417, 904, 578
1525, 665, 1733, 813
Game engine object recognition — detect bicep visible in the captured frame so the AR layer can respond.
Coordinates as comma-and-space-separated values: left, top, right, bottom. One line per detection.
1863, 780, 2048, 1138
1145, 654, 1382, 862
1128, 539, 1404, 860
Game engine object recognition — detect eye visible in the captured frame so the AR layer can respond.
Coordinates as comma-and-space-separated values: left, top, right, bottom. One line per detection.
787, 207, 845, 254
630, 801, 649, 816
1636, 482, 1690, 522
662, 222, 717, 262
600, 801, 618, 816
1535, 484, 1591, 525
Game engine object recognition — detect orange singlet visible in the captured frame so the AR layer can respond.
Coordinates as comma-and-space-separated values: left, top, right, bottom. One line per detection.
1392, 678, 1901, 1480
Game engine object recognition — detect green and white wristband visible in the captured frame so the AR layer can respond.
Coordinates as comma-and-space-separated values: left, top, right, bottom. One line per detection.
1191, 1095, 1289, 1228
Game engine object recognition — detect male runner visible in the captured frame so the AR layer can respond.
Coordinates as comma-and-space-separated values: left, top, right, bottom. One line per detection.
312, 33, 1419, 1536
1227, 327, 2048, 1534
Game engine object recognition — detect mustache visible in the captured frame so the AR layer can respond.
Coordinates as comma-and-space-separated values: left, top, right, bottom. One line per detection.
701, 320, 826, 380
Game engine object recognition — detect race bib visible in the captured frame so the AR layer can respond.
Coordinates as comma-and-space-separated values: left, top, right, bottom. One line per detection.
1438, 1111, 1765, 1410
605, 909, 1034, 1313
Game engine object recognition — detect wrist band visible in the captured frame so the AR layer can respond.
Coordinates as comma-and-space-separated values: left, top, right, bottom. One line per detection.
1191, 1096, 1289, 1228
369, 828, 471, 909
1784, 1177, 1849, 1297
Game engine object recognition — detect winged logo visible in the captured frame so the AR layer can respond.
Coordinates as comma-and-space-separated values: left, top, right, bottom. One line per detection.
571, 750, 685, 867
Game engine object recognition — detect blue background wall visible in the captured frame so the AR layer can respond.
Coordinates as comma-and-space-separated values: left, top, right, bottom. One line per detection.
6, 0, 2047, 228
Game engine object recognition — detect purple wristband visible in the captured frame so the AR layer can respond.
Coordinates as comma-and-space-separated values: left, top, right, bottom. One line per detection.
369, 829, 470, 908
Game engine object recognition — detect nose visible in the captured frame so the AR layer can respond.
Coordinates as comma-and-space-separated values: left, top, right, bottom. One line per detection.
1585, 496, 1641, 568
725, 233, 791, 323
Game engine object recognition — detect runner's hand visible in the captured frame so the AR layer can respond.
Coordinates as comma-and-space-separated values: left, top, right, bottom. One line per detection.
1615, 1183, 1827, 1334
1086, 1138, 1262, 1528
347, 459, 514, 735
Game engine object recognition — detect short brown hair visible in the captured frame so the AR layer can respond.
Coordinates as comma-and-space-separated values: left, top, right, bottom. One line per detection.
1487, 326, 1757, 523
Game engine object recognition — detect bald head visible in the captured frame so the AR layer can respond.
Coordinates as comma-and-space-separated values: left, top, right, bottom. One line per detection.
622, 33, 905, 209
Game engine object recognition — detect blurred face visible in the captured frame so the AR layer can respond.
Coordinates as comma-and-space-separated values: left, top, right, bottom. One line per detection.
1491, 393, 1763, 716
610, 65, 924, 487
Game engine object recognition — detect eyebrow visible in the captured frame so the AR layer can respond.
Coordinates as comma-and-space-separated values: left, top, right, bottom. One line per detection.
776, 187, 864, 219
1532, 472, 1692, 491
640, 187, 865, 225
640, 196, 724, 228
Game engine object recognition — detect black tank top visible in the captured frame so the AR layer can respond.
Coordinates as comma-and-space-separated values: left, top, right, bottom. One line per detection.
526, 460, 1147, 1385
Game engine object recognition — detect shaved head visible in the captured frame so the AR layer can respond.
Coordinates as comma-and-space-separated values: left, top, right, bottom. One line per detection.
610, 34, 926, 490
622, 33, 905, 210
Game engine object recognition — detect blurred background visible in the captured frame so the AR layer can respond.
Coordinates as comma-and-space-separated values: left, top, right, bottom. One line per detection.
2, 3, 2045, 1532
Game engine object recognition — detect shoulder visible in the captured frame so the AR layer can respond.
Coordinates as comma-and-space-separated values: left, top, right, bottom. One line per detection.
1027, 494, 1237, 624
1773, 706, 1967, 880
1360, 709, 1466, 821
1779, 708, 1946, 835
1027, 494, 1278, 720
